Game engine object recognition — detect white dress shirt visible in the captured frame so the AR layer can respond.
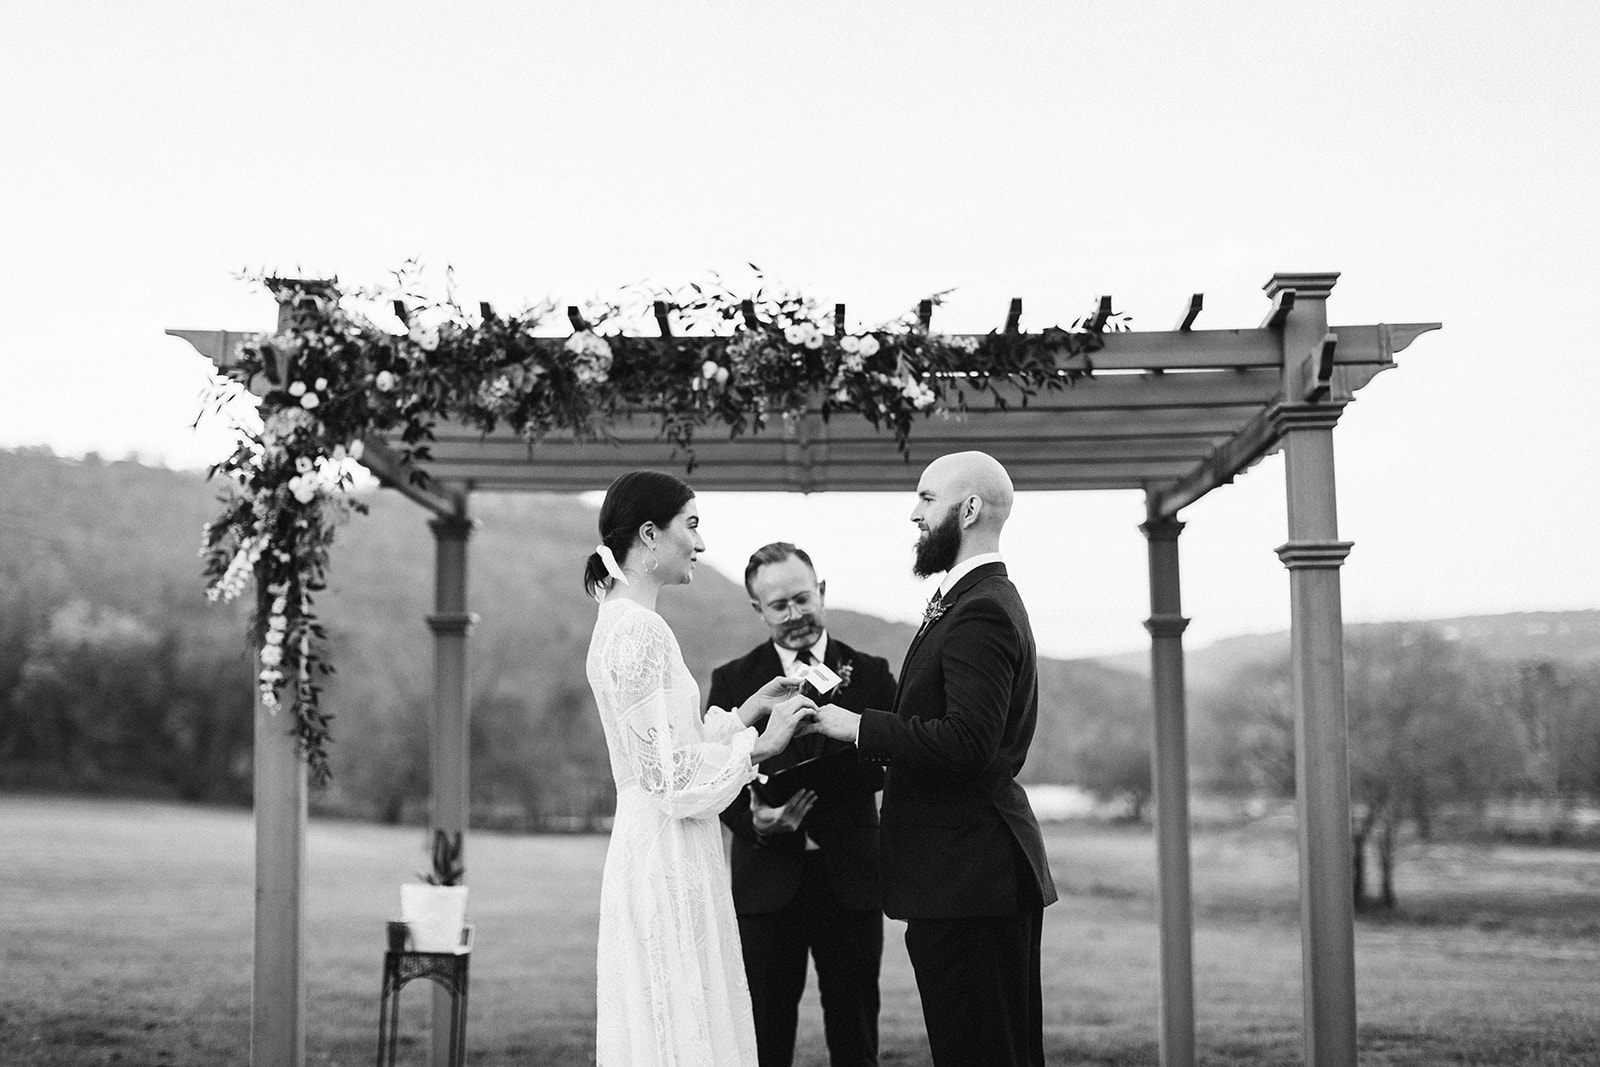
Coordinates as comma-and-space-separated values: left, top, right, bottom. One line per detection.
937, 551, 1005, 598
773, 631, 829, 677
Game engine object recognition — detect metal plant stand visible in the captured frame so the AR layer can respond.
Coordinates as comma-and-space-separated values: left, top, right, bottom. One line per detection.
377, 925, 472, 1066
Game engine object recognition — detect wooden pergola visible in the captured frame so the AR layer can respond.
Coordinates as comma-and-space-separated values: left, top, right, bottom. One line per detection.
172, 271, 1439, 1067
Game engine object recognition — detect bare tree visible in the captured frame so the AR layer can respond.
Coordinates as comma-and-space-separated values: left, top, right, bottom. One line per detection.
1204, 624, 1521, 909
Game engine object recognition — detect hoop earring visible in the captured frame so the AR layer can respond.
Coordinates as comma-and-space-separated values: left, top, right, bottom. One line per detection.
644, 544, 659, 574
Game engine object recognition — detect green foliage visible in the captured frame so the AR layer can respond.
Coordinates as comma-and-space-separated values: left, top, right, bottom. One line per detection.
421, 829, 465, 886
200, 270, 1115, 782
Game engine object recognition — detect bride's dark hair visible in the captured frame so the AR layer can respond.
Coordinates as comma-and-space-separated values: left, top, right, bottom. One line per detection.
583, 470, 696, 600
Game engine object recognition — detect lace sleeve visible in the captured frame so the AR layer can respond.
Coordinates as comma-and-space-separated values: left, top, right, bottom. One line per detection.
603, 611, 756, 819
702, 705, 747, 742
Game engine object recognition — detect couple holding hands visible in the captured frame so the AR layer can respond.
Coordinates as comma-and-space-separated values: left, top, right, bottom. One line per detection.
582, 451, 1055, 1067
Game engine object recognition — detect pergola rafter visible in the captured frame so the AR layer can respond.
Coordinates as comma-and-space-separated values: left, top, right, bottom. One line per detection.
171, 272, 1439, 1067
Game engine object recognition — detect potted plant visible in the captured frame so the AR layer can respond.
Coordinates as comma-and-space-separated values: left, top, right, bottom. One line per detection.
398, 830, 469, 953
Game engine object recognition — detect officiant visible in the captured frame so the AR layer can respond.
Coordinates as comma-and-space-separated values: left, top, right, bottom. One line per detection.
712, 542, 896, 1067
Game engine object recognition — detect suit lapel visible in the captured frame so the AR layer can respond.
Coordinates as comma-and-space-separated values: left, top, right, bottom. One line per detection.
896, 563, 1009, 711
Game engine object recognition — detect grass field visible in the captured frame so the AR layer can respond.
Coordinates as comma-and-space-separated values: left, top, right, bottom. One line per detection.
2, 795, 1597, 1066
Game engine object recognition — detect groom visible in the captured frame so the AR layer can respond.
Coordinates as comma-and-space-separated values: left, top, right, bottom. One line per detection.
807, 451, 1057, 1067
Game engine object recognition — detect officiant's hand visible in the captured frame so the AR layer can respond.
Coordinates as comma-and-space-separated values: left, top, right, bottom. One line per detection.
803, 703, 861, 745
736, 675, 806, 726
752, 694, 817, 761
751, 788, 816, 839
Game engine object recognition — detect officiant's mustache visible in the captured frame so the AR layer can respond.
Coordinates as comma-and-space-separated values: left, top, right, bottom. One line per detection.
781, 618, 820, 640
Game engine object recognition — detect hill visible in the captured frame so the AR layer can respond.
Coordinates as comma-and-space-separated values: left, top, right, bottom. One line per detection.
0, 448, 1146, 816
1091, 611, 1600, 691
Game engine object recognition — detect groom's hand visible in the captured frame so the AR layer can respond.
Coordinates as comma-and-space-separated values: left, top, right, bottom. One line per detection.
806, 703, 861, 745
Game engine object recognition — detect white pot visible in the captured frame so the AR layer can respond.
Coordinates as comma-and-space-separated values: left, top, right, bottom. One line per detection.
399, 884, 469, 953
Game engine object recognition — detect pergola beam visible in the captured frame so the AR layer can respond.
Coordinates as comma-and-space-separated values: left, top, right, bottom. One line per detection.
360, 438, 468, 518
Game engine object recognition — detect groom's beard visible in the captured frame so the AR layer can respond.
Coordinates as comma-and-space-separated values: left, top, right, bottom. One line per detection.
912, 508, 962, 578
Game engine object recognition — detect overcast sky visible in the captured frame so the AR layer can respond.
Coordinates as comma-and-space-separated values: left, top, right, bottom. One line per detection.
2, 2, 1596, 657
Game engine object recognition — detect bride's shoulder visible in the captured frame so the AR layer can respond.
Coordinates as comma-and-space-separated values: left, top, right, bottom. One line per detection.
600, 598, 672, 637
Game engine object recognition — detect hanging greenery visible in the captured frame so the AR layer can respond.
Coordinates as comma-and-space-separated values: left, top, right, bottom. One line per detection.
200, 269, 1119, 783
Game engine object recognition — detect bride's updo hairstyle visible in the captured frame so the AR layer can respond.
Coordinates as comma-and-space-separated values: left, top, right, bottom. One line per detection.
583, 470, 696, 600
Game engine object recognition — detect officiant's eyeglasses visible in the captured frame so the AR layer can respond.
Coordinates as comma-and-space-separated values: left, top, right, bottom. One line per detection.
757, 591, 820, 621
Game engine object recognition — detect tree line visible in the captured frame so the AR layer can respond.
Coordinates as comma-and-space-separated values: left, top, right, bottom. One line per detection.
4, 452, 1597, 912
1195, 624, 1600, 908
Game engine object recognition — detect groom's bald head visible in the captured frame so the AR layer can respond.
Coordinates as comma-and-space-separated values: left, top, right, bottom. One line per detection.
911, 451, 1014, 570
922, 451, 1014, 529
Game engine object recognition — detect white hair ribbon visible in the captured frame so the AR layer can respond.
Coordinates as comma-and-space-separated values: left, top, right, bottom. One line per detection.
596, 544, 630, 586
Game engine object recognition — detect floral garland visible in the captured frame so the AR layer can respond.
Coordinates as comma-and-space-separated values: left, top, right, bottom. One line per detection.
201, 270, 1120, 783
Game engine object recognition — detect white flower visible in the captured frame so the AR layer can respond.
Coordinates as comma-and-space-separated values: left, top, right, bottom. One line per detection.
299, 392, 320, 410
268, 609, 287, 628
375, 370, 397, 392
833, 387, 851, 403
295, 457, 313, 474
804, 331, 823, 350
408, 323, 441, 351
264, 629, 285, 646
288, 472, 319, 504
314, 377, 328, 391
714, 366, 729, 385
701, 359, 720, 380
841, 353, 865, 374
840, 335, 860, 354
330, 444, 346, 462
565, 331, 612, 360
784, 324, 807, 346
348, 439, 364, 460
260, 644, 284, 666
857, 335, 881, 357
566, 331, 613, 384
899, 378, 937, 410
287, 381, 307, 397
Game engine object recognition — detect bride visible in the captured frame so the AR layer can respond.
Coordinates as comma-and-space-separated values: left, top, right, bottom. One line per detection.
583, 470, 815, 1067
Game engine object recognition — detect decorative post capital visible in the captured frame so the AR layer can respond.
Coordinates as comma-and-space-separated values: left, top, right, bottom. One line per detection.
1271, 402, 1346, 435
1275, 540, 1354, 570
1263, 272, 1341, 302
1144, 613, 1191, 638
1140, 516, 1186, 543
429, 514, 478, 541
426, 611, 480, 636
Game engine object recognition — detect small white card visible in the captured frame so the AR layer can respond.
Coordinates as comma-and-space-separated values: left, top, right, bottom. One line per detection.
795, 661, 842, 695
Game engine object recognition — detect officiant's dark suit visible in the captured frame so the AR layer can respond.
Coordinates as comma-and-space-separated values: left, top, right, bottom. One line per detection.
713, 544, 896, 1067
850, 453, 1058, 1067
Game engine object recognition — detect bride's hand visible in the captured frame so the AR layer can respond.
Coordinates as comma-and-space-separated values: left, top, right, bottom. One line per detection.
737, 675, 804, 726
752, 694, 816, 761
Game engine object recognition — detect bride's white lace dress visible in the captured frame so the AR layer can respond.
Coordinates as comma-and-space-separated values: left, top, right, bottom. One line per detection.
586, 596, 761, 1067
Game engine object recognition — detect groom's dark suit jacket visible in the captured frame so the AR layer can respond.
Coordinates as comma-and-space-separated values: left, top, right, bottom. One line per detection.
857, 562, 1057, 919
712, 636, 895, 914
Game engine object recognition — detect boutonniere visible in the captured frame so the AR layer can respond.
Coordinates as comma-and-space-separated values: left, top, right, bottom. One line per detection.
836, 659, 854, 693
921, 594, 948, 628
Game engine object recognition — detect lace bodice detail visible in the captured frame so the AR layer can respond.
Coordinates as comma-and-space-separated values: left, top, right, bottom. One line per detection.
587, 598, 756, 818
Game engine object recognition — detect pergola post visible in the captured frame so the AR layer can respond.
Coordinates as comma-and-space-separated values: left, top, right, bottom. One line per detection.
1268, 273, 1357, 1067
251, 653, 307, 1067
428, 509, 477, 1067
1141, 506, 1196, 1067
251, 293, 309, 1067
